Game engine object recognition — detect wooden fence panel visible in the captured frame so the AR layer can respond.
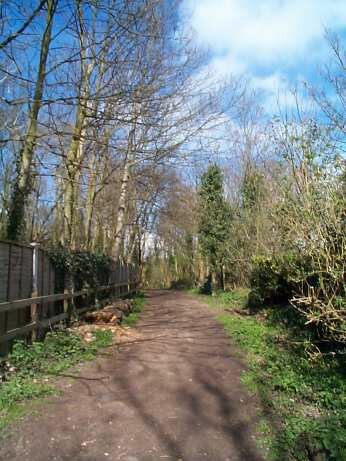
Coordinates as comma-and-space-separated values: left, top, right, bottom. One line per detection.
37, 249, 55, 321
0, 240, 139, 357
18, 246, 33, 337
0, 242, 10, 355
0, 242, 34, 355
0, 241, 10, 302
113, 261, 120, 298
7, 244, 23, 332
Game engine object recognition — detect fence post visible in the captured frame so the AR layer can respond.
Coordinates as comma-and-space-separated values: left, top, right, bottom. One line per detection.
30, 243, 39, 342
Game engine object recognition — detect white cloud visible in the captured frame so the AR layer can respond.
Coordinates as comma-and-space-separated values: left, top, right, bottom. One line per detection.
209, 54, 246, 77
182, 0, 346, 112
252, 73, 288, 92
252, 72, 313, 113
184, 0, 346, 68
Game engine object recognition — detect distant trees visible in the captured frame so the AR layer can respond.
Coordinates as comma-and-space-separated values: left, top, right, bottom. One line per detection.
142, 174, 198, 288
134, 29, 346, 351
1, 2, 345, 349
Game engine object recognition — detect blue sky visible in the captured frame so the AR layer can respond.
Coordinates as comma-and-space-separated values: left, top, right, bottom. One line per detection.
182, 0, 346, 112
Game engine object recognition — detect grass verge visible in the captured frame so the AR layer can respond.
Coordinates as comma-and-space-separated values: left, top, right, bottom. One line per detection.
190, 289, 346, 461
0, 292, 147, 432
0, 326, 113, 432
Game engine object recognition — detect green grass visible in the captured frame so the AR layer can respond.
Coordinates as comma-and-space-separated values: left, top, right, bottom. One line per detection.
190, 289, 346, 461
189, 287, 249, 310
122, 292, 146, 326
0, 328, 113, 432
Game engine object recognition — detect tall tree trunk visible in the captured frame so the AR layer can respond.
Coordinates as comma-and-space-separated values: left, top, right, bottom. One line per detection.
63, 0, 112, 250
85, 166, 97, 251
53, 172, 64, 245
113, 156, 132, 260
125, 224, 138, 264
62, 62, 92, 249
63, 125, 85, 249
85, 130, 110, 250
7, 0, 56, 240
113, 128, 136, 260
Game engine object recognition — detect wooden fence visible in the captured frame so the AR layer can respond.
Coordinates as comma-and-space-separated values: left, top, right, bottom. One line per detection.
0, 240, 139, 356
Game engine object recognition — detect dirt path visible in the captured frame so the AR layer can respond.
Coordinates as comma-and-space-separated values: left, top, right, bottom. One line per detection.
0, 290, 266, 461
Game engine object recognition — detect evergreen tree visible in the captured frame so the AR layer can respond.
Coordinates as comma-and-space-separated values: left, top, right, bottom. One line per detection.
240, 165, 265, 211
198, 164, 231, 291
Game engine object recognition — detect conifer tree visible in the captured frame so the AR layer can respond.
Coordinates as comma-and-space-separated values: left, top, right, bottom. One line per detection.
198, 164, 231, 291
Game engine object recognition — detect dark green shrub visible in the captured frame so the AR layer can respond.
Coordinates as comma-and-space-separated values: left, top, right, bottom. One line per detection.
199, 276, 212, 295
70, 252, 112, 289
248, 253, 315, 308
48, 247, 113, 291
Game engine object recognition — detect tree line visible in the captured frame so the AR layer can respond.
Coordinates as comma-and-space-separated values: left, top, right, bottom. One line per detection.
144, 34, 346, 352
0, 2, 345, 351
0, 0, 236, 263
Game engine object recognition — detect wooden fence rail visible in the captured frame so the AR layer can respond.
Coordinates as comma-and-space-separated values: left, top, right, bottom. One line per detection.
0, 240, 139, 356
0, 280, 139, 345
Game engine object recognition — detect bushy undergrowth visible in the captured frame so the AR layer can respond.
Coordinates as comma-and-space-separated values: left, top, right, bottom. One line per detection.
248, 254, 346, 350
248, 254, 309, 307
0, 329, 113, 431
191, 289, 346, 461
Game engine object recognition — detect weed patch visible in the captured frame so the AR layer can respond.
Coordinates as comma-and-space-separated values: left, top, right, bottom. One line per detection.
188, 288, 249, 310
0, 328, 113, 432
122, 293, 146, 326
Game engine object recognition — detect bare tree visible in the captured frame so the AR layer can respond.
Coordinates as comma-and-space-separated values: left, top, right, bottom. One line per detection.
6, 0, 57, 239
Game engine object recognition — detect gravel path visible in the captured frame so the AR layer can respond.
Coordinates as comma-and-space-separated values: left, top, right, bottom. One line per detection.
0, 290, 266, 461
